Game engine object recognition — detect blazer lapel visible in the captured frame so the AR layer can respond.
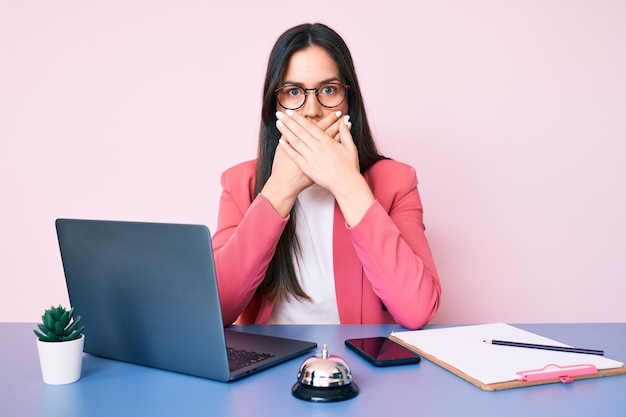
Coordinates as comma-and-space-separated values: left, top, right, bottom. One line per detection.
332, 202, 363, 323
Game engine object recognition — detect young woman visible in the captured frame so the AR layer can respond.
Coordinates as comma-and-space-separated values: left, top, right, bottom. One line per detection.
212, 23, 441, 330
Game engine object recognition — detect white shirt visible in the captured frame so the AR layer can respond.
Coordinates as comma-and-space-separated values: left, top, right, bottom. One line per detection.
268, 184, 340, 324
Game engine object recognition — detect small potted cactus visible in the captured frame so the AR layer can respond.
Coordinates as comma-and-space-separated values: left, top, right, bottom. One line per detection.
34, 305, 85, 385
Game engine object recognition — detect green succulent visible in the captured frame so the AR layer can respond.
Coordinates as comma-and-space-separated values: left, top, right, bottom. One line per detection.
34, 305, 85, 342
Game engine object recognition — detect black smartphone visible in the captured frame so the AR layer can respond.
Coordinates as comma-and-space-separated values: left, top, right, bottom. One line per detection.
345, 336, 421, 367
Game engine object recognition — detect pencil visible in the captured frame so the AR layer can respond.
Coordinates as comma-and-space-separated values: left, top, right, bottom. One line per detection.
484, 339, 604, 356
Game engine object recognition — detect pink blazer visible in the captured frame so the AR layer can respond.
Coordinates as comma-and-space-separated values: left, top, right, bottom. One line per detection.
212, 159, 441, 330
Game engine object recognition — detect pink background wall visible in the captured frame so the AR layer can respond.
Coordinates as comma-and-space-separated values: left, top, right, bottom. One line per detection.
1, 1, 625, 323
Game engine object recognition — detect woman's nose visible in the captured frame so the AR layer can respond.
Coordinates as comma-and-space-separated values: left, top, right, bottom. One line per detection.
300, 92, 323, 119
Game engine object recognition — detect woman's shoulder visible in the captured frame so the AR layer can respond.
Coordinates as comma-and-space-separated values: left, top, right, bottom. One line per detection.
365, 159, 421, 209
221, 159, 257, 181
366, 159, 418, 182
220, 160, 258, 200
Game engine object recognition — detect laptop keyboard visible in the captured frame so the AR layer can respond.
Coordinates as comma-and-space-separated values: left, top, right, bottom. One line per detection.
227, 347, 276, 372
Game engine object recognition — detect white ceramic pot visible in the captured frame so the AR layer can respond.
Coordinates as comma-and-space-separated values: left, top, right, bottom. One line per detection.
36, 335, 85, 385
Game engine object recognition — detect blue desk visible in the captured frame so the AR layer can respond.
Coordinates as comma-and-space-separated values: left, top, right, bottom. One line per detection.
2, 323, 625, 416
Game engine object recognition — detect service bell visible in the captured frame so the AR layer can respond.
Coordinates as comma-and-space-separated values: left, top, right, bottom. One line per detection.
292, 344, 359, 402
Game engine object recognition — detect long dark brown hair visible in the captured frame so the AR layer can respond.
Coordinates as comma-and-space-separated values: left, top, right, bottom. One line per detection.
255, 23, 386, 301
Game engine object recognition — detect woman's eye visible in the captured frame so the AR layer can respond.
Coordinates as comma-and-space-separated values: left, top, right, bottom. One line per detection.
321, 85, 337, 95
287, 88, 302, 97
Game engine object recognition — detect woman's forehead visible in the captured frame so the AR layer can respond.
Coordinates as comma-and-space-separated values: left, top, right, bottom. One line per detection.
282, 46, 341, 86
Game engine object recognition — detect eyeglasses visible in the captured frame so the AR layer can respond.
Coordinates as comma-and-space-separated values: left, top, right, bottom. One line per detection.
274, 82, 350, 110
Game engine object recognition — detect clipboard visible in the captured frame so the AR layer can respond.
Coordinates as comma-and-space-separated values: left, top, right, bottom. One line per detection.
390, 323, 626, 391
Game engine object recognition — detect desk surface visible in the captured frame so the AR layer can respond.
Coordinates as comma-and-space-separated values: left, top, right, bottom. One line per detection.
2, 323, 625, 417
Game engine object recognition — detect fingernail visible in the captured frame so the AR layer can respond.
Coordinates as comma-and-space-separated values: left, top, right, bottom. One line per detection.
285, 109, 294, 116
343, 115, 350, 125
279, 138, 287, 146
276, 120, 284, 128
335, 111, 342, 118
276, 111, 285, 119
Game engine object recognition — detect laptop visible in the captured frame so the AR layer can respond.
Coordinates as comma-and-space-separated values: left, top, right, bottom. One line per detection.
55, 218, 317, 381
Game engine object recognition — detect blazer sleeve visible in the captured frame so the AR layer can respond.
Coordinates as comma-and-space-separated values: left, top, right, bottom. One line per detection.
348, 161, 441, 329
211, 162, 288, 325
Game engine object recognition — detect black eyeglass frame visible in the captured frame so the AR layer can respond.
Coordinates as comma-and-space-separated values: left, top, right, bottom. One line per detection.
274, 82, 350, 111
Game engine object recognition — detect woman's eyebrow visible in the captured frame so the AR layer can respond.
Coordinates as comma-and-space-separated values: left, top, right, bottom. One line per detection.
280, 77, 342, 87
